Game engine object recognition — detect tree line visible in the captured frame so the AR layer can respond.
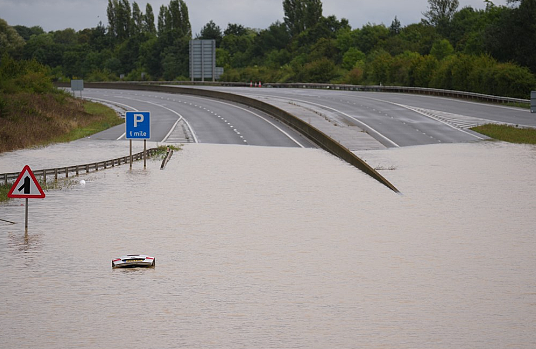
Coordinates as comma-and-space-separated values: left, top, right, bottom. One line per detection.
1, 0, 535, 98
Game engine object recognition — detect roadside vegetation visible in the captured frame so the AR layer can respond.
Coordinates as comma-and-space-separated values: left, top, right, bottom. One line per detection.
0, 185, 9, 201
2, 0, 535, 99
471, 124, 536, 144
0, 55, 123, 153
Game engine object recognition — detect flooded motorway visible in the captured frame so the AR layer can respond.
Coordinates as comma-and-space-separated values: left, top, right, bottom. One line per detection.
1, 140, 535, 348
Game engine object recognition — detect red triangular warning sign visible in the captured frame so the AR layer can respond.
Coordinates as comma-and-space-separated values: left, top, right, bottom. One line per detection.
7, 165, 46, 199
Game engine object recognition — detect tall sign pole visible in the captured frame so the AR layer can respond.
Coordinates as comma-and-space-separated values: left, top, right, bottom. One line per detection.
7, 165, 46, 231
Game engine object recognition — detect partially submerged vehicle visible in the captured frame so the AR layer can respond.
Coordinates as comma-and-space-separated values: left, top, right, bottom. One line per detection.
112, 254, 155, 268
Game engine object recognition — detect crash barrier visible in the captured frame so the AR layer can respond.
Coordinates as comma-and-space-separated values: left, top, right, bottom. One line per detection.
160, 148, 173, 169
264, 83, 531, 105
2, 148, 159, 186
68, 81, 531, 106
56, 82, 399, 192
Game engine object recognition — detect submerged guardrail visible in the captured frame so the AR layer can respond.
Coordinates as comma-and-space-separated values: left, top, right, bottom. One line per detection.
2, 148, 159, 186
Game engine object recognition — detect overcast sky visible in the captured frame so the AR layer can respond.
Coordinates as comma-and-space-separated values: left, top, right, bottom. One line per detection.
1, 0, 509, 35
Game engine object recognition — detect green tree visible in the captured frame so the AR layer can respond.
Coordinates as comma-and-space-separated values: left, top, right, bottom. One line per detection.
389, 16, 402, 36
354, 24, 389, 54
342, 47, 365, 70
199, 20, 222, 47
107, 0, 132, 41
367, 49, 393, 84
0, 55, 54, 94
422, 0, 459, 35
12, 25, 44, 41
297, 57, 336, 82
23, 33, 63, 68
53, 28, 77, 46
399, 23, 438, 55
411, 54, 438, 87
389, 51, 420, 86
0, 19, 25, 58
158, 0, 191, 38
224, 23, 248, 37
447, 6, 484, 52
484, 0, 536, 73
283, 0, 323, 36
132, 2, 143, 35
430, 39, 454, 60
144, 4, 156, 34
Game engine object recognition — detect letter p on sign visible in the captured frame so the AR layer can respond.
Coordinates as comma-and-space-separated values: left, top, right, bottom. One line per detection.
134, 113, 144, 127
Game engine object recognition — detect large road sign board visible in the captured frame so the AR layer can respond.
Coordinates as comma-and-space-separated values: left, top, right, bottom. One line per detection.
8, 165, 45, 199
126, 111, 151, 139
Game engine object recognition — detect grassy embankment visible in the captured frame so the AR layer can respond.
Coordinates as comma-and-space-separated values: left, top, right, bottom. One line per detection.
471, 124, 536, 144
0, 55, 124, 201
0, 93, 123, 152
0, 95, 124, 201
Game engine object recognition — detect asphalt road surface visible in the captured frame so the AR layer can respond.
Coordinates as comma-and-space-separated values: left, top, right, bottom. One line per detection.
190, 86, 535, 148
82, 87, 534, 149
82, 89, 316, 148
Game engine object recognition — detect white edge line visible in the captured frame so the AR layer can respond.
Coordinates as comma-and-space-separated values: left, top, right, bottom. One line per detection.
208, 99, 306, 148
161, 117, 183, 142
361, 96, 486, 140
249, 94, 400, 148
119, 97, 199, 143
83, 97, 137, 140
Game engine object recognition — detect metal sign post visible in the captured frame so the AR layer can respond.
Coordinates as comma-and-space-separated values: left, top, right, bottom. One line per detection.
7, 165, 46, 231
25, 198, 29, 229
531, 91, 535, 113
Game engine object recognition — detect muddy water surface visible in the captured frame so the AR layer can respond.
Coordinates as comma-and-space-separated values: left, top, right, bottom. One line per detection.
1, 140, 535, 348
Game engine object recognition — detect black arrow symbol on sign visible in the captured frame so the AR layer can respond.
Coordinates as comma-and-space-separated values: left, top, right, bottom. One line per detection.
18, 177, 31, 194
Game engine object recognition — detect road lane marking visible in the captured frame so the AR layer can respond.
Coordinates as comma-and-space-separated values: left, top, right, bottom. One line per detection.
203, 99, 306, 148
117, 96, 199, 143
82, 96, 138, 140
249, 94, 400, 147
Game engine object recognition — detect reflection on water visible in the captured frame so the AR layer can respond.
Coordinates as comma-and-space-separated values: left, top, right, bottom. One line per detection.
1, 141, 535, 348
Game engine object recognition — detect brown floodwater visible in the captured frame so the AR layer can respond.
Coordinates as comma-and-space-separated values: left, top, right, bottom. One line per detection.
1, 140, 535, 348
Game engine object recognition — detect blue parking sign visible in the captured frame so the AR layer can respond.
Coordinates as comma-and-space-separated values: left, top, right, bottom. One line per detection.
126, 111, 151, 139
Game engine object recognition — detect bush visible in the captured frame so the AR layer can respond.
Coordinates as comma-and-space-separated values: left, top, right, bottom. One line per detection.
0, 55, 55, 94
343, 67, 365, 85
410, 54, 438, 87
297, 58, 337, 83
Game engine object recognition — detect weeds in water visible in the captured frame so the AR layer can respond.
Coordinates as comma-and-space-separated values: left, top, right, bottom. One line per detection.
0, 184, 10, 202
152, 144, 182, 160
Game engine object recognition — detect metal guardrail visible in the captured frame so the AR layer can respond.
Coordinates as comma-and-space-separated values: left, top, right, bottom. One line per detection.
2, 148, 159, 186
91, 81, 531, 105
56, 81, 531, 105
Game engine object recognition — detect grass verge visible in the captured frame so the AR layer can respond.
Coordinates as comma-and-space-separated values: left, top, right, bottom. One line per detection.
471, 124, 536, 144
50, 100, 123, 143
0, 92, 124, 153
